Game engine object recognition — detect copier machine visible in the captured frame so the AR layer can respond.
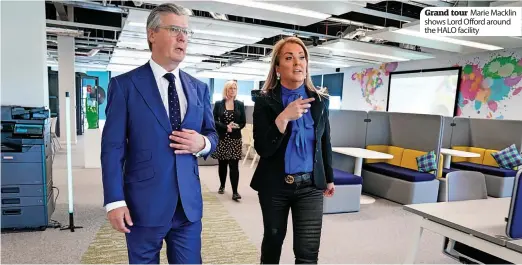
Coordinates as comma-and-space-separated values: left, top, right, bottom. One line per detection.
1, 106, 55, 230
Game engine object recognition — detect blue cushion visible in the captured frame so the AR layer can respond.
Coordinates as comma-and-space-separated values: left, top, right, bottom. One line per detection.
491, 144, 522, 169
363, 162, 436, 182
333, 168, 362, 185
442, 168, 458, 178
451, 162, 517, 177
416, 150, 438, 172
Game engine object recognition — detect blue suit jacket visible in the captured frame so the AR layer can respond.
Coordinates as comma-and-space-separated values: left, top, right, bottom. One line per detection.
101, 62, 218, 227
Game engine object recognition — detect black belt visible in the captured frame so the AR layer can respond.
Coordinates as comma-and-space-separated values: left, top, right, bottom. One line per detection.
284, 172, 312, 184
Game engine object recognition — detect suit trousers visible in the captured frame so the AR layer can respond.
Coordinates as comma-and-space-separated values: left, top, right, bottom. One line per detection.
258, 180, 324, 264
125, 199, 202, 264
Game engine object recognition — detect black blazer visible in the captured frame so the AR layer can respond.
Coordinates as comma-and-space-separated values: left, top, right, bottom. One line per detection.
250, 85, 334, 193
213, 99, 246, 140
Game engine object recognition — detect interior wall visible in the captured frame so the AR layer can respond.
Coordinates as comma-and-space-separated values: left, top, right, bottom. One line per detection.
340, 48, 522, 120
86, 71, 110, 120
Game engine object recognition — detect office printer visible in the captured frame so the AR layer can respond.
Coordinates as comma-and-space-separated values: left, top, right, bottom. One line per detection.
1, 106, 55, 230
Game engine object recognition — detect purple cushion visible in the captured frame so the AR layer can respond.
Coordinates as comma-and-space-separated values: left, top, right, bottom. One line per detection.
363, 162, 436, 182
333, 168, 362, 185
451, 162, 517, 177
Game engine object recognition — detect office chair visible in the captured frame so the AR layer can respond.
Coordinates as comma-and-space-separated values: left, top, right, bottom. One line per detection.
242, 125, 259, 168
443, 171, 511, 264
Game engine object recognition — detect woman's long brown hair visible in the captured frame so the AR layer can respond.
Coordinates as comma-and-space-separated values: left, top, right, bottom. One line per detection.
261, 36, 328, 99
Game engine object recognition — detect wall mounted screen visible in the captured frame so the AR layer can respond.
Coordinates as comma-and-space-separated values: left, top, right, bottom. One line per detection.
387, 67, 461, 117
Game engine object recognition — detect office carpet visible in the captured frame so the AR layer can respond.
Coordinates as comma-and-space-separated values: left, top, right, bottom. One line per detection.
80, 185, 259, 264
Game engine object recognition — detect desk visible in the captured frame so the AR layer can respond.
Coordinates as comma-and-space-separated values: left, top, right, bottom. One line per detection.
440, 148, 480, 169
403, 198, 522, 264
507, 240, 522, 253
332, 147, 393, 204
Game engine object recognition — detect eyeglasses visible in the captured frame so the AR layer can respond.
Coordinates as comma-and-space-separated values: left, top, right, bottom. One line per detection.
158, 25, 194, 39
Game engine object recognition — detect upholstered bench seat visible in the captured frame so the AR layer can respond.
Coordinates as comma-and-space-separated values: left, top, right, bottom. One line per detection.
442, 168, 458, 178
451, 162, 517, 177
363, 162, 436, 182
361, 146, 440, 204
333, 168, 362, 185
323, 168, 362, 214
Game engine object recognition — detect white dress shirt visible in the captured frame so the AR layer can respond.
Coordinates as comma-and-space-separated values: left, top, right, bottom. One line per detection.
105, 59, 211, 212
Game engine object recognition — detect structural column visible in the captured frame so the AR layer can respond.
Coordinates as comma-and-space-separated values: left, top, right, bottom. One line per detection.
58, 36, 77, 145
1, 1, 49, 108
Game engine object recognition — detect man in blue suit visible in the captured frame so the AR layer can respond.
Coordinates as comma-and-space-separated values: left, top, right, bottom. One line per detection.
101, 3, 218, 264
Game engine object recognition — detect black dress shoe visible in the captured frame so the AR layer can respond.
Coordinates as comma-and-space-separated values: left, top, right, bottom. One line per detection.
218, 187, 225, 194
232, 193, 241, 200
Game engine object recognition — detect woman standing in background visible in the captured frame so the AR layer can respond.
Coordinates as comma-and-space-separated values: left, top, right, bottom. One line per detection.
212, 80, 246, 201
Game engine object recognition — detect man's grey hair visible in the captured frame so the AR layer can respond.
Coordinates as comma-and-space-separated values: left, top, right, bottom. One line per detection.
146, 3, 190, 51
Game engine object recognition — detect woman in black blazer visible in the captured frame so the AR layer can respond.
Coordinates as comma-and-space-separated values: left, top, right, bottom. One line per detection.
251, 37, 335, 264
212, 80, 246, 200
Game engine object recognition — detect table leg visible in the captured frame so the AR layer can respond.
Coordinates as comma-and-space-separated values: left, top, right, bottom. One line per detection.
443, 154, 452, 169
354, 157, 363, 176
360, 195, 376, 204
405, 218, 424, 264
354, 157, 376, 204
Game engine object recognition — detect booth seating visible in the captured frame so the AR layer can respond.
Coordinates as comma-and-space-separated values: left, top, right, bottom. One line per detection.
449, 146, 517, 197
360, 145, 440, 205
323, 168, 362, 214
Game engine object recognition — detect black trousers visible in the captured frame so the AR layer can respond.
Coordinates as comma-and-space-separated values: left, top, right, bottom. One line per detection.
218, 159, 239, 194
258, 181, 324, 264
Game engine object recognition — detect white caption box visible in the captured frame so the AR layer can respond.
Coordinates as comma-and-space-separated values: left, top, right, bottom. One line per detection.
420, 7, 522, 36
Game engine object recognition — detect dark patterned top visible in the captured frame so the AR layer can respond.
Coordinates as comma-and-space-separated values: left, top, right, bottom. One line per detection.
211, 110, 242, 161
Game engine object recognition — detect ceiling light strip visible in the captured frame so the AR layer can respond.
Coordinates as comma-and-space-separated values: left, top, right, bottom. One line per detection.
212, 0, 330, 20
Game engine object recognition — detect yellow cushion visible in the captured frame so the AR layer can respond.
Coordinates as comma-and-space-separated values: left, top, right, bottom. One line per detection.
451, 146, 469, 163
387, 146, 404, 166
437, 154, 444, 179
401, 149, 428, 171
468, 147, 486, 164
365, 145, 389, 164
483, 149, 500, 167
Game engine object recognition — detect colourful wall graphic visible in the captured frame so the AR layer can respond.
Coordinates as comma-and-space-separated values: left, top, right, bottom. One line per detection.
351, 62, 398, 110
456, 55, 522, 119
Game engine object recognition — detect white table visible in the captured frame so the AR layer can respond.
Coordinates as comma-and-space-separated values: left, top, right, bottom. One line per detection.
440, 148, 481, 169
332, 147, 393, 204
403, 198, 522, 264
507, 239, 522, 253
332, 147, 394, 175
